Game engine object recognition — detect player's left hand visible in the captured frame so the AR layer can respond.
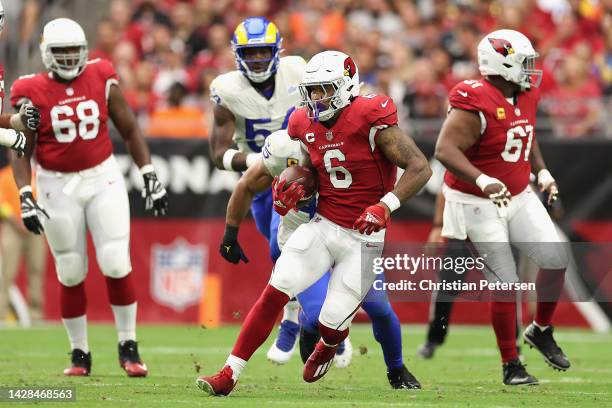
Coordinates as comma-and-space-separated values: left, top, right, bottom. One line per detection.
219, 225, 249, 264
11, 131, 27, 158
20, 188, 50, 235
141, 167, 168, 216
19, 104, 41, 131
537, 169, 558, 206
353, 203, 390, 235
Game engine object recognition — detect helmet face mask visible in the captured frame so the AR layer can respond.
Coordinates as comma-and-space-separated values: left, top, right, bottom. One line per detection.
231, 17, 281, 83
478, 29, 542, 90
299, 51, 361, 122
40, 18, 89, 81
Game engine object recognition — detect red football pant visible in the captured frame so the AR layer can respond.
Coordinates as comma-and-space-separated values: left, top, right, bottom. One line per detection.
232, 284, 289, 361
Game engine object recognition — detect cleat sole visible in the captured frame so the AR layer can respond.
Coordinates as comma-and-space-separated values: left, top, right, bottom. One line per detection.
523, 336, 569, 371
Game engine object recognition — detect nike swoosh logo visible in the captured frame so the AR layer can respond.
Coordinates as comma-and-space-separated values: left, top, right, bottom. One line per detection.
381, 99, 389, 108
457, 90, 468, 97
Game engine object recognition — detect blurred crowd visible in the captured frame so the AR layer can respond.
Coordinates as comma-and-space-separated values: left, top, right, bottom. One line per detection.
2, 0, 612, 138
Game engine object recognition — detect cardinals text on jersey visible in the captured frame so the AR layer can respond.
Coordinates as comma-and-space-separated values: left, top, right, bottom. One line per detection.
209, 56, 305, 154
288, 94, 398, 228
11, 58, 118, 173
444, 79, 541, 197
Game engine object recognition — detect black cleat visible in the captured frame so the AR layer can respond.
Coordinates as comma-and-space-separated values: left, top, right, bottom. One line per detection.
299, 326, 320, 364
118, 340, 148, 377
387, 364, 421, 389
64, 348, 91, 376
503, 358, 538, 386
416, 342, 439, 359
523, 324, 570, 371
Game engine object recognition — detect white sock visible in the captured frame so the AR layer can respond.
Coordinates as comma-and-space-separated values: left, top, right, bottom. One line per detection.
226, 354, 247, 382
111, 302, 137, 342
62, 315, 89, 353
281, 299, 300, 324
533, 320, 549, 331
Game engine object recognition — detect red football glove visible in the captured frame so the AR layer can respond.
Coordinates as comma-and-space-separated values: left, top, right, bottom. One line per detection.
272, 177, 305, 216
353, 203, 389, 235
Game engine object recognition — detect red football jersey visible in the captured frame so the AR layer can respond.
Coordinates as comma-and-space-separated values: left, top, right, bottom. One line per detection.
444, 79, 540, 197
288, 94, 398, 229
11, 59, 118, 172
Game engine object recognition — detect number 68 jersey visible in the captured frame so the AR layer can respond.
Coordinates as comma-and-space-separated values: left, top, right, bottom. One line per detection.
444, 79, 541, 197
10, 58, 117, 172
209, 56, 305, 154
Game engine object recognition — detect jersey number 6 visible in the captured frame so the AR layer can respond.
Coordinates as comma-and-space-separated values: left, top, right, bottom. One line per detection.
50, 99, 100, 143
324, 149, 352, 189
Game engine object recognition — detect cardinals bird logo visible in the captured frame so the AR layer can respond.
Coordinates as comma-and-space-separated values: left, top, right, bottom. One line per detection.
488, 38, 515, 57
343, 57, 356, 78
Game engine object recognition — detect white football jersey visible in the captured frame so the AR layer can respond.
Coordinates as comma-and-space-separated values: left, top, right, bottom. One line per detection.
210, 56, 306, 154
261, 129, 311, 250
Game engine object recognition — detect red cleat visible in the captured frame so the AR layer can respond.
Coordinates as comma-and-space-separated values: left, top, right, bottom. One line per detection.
64, 349, 91, 376
118, 340, 148, 377
303, 340, 338, 383
196, 365, 236, 396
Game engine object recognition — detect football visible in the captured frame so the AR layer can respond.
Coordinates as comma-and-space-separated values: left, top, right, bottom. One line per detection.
278, 165, 318, 201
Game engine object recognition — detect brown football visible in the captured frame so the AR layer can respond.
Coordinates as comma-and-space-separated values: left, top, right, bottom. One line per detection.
278, 165, 318, 201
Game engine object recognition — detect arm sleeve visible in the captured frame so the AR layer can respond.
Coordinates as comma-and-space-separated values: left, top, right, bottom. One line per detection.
209, 77, 232, 110
368, 95, 398, 128
448, 82, 481, 112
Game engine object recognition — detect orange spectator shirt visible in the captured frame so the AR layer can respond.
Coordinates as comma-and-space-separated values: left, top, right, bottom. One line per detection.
146, 106, 208, 138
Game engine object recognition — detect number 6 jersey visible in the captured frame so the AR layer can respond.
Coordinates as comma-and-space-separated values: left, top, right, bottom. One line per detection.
288, 94, 398, 229
10, 58, 117, 172
443, 79, 541, 197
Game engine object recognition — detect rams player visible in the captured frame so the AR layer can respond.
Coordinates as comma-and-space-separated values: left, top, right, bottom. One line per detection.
208, 17, 310, 364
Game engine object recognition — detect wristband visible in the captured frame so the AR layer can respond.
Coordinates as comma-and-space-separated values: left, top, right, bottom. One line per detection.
380, 192, 401, 213
10, 113, 26, 131
222, 149, 239, 171
246, 153, 259, 168
537, 169, 555, 188
19, 185, 33, 195
475, 173, 499, 192
139, 164, 155, 176
0, 128, 18, 147
223, 225, 239, 242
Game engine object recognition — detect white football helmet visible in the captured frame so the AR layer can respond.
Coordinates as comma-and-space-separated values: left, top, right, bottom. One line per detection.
477, 29, 542, 90
299, 50, 361, 122
0, 1, 5, 34
40, 18, 89, 80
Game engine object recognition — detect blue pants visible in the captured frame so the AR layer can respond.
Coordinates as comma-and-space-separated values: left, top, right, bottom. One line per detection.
251, 188, 273, 242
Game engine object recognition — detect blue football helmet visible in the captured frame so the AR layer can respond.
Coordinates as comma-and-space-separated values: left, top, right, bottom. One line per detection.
231, 17, 282, 83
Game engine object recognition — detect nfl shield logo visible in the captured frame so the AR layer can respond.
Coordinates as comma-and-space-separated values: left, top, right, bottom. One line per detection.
151, 239, 207, 312
326, 130, 333, 141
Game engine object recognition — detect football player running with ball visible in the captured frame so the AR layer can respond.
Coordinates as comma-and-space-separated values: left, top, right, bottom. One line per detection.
208, 17, 311, 364
435, 29, 569, 385
216, 129, 421, 389
0, 1, 41, 155
10, 18, 168, 377
197, 51, 431, 396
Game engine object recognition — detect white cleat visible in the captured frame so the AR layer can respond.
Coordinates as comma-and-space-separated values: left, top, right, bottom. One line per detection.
334, 337, 353, 368
266, 341, 296, 365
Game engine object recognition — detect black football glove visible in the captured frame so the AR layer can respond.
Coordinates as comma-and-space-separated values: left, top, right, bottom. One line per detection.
219, 225, 249, 264
141, 166, 168, 216
20, 188, 49, 234
11, 131, 27, 158
20, 104, 41, 131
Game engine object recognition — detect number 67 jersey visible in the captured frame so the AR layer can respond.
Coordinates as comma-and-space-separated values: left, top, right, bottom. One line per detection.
444, 79, 541, 197
10, 58, 116, 172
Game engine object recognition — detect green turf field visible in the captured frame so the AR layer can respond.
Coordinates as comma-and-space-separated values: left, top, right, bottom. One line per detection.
0, 324, 610, 407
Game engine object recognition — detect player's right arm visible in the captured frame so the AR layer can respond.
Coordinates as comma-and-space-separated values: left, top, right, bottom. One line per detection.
220, 158, 273, 264
9, 130, 49, 234
435, 84, 511, 207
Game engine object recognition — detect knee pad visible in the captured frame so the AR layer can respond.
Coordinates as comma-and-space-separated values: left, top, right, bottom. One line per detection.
533, 242, 570, 270
319, 292, 360, 331
98, 241, 131, 279
56, 253, 86, 287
